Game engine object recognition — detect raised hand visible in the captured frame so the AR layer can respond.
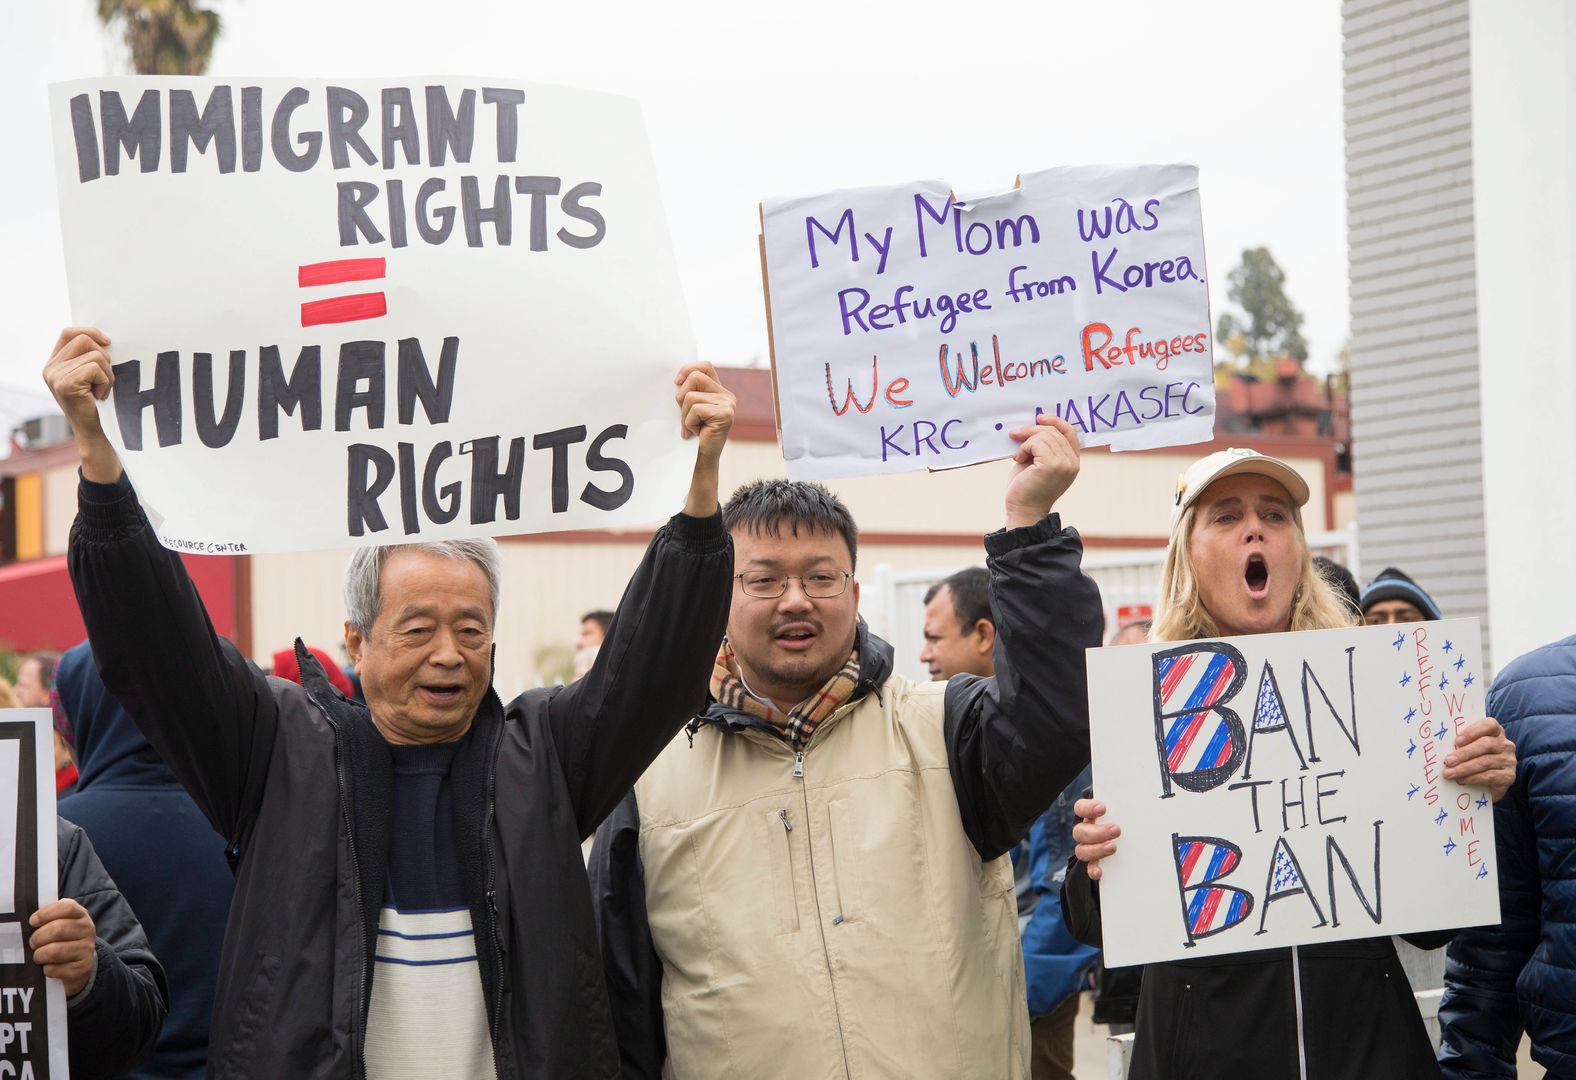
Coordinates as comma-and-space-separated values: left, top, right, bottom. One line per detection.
674, 362, 736, 517
42, 327, 122, 483
1003, 413, 1081, 529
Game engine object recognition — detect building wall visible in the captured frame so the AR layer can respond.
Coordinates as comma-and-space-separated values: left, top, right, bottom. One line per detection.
13, 415, 1342, 691
1344, 0, 1490, 653
1468, 0, 1576, 665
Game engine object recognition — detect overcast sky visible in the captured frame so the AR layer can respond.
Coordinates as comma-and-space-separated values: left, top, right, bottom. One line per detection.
0, 0, 1348, 403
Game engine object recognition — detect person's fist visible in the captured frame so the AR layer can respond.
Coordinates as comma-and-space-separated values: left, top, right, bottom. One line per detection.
674, 362, 736, 463
1004, 413, 1081, 528
29, 899, 96, 998
43, 328, 114, 436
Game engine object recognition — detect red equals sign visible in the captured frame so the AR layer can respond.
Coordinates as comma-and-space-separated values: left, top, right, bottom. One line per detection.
298, 258, 387, 327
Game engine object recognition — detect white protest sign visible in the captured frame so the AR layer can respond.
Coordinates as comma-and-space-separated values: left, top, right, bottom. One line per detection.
760, 165, 1214, 481
0, 710, 68, 1080
50, 77, 696, 554
1087, 619, 1499, 967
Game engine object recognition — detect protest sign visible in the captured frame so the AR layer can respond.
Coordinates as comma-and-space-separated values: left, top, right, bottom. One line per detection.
1086, 619, 1499, 967
759, 165, 1214, 481
50, 77, 696, 553
0, 710, 67, 1080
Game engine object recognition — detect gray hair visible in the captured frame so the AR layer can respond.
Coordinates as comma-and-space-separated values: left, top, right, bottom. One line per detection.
343, 539, 503, 635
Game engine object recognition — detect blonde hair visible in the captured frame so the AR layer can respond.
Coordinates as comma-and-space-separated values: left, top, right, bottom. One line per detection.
1152, 501, 1354, 643
0, 677, 18, 709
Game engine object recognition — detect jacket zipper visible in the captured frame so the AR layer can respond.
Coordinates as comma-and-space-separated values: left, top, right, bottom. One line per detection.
793, 750, 854, 1078
483, 716, 506, 1079
1291, 945, 1307, 1080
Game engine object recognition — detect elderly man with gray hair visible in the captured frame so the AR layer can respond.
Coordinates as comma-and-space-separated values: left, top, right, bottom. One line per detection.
46, 325, 737, 1079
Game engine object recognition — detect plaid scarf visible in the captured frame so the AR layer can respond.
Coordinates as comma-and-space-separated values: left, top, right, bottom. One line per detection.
711, 641, 861, 752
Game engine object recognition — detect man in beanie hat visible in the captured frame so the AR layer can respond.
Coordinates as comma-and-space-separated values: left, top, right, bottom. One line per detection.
1360, 566, 1444, 625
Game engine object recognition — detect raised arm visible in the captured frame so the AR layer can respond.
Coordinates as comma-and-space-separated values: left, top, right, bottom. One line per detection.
534, 363, 736, 834
944, 415, 1104, 860
47, 327, 277, 842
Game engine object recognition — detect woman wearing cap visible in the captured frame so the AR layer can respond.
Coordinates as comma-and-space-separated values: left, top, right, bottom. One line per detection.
1064, 447, 1517, 1080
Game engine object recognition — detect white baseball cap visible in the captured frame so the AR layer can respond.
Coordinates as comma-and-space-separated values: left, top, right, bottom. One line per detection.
1170, 448, 1310, 531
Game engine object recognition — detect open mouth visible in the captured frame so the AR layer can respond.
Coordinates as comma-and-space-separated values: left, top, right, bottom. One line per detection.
420, 684, 464, 706
774, 623, 819, 651
1244, 554, 1270, 599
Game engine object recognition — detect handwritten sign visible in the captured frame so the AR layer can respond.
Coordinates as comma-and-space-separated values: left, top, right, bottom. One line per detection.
50, 77, 696, 553
0, 710, 68, 1080
760, 165, 1214, 481
1086, 620, 1499, 967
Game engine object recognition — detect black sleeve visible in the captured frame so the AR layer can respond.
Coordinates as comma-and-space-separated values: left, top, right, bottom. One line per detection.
1059, 856, 1105, 948
588, 791, 666, 1079
57, 819, 168, 1080
67, 475, 277, 844
538, 511, 732, 837
943, 513, 1104, 860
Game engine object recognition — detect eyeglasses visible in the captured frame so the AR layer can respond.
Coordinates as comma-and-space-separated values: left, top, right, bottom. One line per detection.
735, 570, 854, 599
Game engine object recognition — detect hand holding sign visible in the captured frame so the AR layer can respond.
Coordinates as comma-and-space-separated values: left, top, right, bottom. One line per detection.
28, 899, 95, 998
43, 326, 122, 484
1004, 413, 1081, 529
674, 362, 736, 517
1072, 797, 1120, 882
1442, 716, 1516, 799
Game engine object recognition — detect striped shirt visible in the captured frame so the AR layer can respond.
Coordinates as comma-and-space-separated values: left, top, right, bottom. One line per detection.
364, 739, 496, 1079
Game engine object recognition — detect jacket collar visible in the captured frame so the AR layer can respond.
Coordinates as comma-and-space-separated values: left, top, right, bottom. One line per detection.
691, 618, 893, 739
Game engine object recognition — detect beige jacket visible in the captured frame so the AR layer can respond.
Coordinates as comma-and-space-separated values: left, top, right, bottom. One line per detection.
591, 516, 1103, 1080
634, 672, 1029, 1079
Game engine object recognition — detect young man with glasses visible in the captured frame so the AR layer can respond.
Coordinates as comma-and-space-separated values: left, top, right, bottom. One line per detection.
590, 415, 1102, 1079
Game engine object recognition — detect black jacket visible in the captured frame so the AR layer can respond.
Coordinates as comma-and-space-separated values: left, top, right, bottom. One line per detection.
590, 511, 1103, 1077
58, 816, 170, 1080
68, 474, 732, 1079
1062, 859, 1452, 1080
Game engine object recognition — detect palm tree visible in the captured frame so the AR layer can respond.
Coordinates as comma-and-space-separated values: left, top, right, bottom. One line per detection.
96, 0, 222, 76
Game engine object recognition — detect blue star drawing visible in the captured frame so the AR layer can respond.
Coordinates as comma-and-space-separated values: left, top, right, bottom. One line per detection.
1464, 674, 1476, 688
1435, 808, 1448, 826
1477, 865, 1489, 880
1454, 656, 1466, 671
1444, 838, 1457, 856
1476, 795, 1489, 810
1439, 673, 1450, 690
1444, 640, 1455, 653
1393, 631, 1405, 650
1271, 846, 1302, 892
1404, 707, 1417, 723
1399, 672, 1413, 688
1406, 740, 1418, 758
1435, 725, 1450, 743
1406, 783, 1420, 800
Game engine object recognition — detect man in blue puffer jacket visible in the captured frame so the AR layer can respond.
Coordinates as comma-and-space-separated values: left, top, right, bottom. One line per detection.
1438, 634, 1576, 1078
